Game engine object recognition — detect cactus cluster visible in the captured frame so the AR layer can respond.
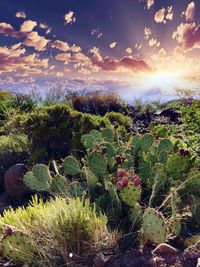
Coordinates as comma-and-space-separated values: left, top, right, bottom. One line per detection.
19, 126, 200, 246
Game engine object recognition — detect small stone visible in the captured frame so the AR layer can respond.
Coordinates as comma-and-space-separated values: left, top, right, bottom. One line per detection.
93, 253, 106, 267
184, 245, 200, 260
153, 243, 178, 255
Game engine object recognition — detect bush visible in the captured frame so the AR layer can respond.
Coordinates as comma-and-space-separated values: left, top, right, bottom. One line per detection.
71, 92, 127, 116
0, 196, 115, 265
5, 104, 110, 163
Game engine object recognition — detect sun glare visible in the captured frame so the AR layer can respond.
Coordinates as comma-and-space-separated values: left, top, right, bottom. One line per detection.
147, 71, 179, 88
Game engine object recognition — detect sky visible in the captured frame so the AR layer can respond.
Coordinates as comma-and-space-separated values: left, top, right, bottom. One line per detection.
0, 0, 200, 101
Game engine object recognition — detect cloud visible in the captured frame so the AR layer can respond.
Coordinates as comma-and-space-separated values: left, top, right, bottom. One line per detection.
78, 68, 91, 75
147, 0, 154, 10
149, 38, 160, 47
23, 31, 50, 51
51, 40, 70, 51
172, 22, 200, 52
184, 2, 195, 21
0, 46, 48, 74
55, 53, 71, 64
135, 44, 142, 50
89, 46, 103, 62
144, 27, 152, 40
11, 43, 22, 50
155, 8, 166, 23
93, 56, 152, 72
64, 11, 76, 24
15, 11, 26, 19
0, 22, 24, 38
126, 48, 132, 54
109, 42, 117, 48
166, 6, 173, 21
154, 6, 173, 23
20, 20, 37, 32
91, 28, 103, 38
70, 44, 82, 53
39, 23, 52, 34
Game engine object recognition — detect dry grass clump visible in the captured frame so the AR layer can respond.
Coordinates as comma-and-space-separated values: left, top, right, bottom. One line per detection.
0, 196, 118, 266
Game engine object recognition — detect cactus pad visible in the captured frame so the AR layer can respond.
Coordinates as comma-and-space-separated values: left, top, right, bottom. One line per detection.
2, 231, 35, 264
50, 174, 68, 196
143, 208, 167, 244
187, 168, 200, 195
69, 181, 84, 198
81, 134, 94, 149
88, 151, 107, 176
102, 127, 114, 142
63, 156, 81, 176
158, 139, 173, 153
119, 183, 141, 207
166, 154, 189, 179
24, 164, 51, 191
141, 134, 153, 151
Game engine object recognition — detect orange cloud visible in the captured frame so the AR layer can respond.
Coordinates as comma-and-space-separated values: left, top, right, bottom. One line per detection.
0, 46, 48, 75
173, 22, 200, 52
20, 20, 37, 32
51, 40, 70, 51
185, 2, 195, 21
64, 11, 76, 24
23, 31, 50, 51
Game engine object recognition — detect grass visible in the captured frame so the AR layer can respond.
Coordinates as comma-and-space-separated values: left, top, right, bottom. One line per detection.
0, 196, 117, 266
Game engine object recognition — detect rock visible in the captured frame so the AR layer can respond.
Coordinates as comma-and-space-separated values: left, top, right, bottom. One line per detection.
184, 244, 200, 260
93, 253, 106, 267
153, 243, 178, 255
196, 258, 200, 267
4, 164, 29, 201
145, 257, 160, 267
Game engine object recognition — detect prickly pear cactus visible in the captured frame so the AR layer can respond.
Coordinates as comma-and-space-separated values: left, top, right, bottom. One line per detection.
2, 231, 36, 264
81, 134, 94, 149
69, 181, 84, 198
132, 136, 142, 152
63, 156, 81, 176
88, 151, 107, 176
158, 139, 173, 153
50, 174, 68, 196
141, 134, 153, 152
138, 161, 152, 185
166, 154, 189, 179
159, 150, 168, 164
24, 164, 52, 191
142, 208, 167, 244
102, 127, 114, 142
119, 183, 141, 207
187, 168, 200, 195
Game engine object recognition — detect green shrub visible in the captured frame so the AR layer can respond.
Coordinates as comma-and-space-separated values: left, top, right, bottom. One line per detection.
71, 92, 127, 116
5, 104, 110, 163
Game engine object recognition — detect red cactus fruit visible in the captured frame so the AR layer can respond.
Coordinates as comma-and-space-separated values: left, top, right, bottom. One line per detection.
5, 227, 13, 236
115, 155, 122, 164
116, 177, 128, 190
116, 181, 123, 190
121, 177, 128, 187
179, 149, 189, 157
130, 176, 142, 187
117, 169, 126, 178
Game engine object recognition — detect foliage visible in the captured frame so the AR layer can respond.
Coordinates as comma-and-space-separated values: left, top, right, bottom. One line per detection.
71, 91, 127, 115
4, 104, 110, 163
0, 196, 113, 265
